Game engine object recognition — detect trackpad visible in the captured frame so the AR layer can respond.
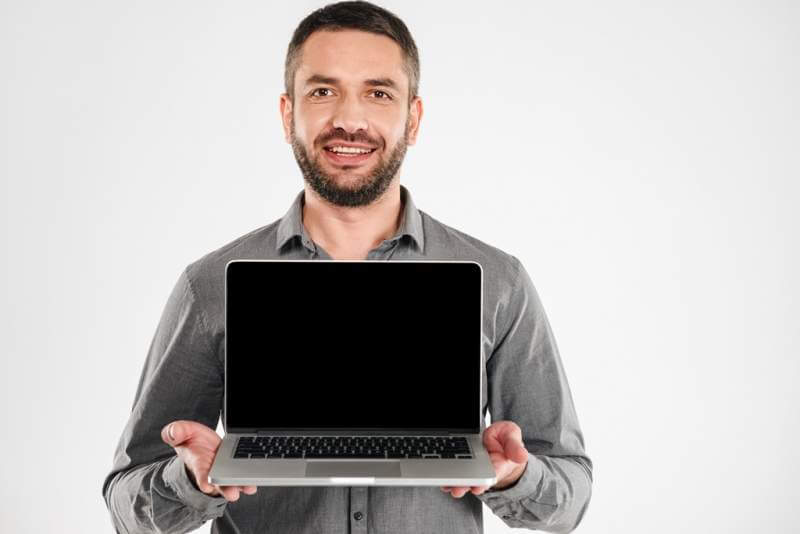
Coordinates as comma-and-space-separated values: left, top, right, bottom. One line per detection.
306, 461, 401, 478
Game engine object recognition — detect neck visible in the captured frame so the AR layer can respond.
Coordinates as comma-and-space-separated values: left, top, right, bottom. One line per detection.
302, 181, 403, 260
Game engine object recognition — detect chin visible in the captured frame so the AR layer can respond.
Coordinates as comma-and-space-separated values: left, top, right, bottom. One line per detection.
325, 165, 378, 182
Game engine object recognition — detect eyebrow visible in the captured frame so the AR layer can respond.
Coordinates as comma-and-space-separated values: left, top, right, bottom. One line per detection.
303, 74, 399, 90
364, 77, 398, 89
304, 74, 338, 86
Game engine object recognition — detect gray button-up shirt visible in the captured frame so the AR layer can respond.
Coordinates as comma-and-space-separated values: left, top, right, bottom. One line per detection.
102, 185, 593, 534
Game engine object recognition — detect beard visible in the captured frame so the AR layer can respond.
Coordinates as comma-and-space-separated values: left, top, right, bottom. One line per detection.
290, 117, 409, 207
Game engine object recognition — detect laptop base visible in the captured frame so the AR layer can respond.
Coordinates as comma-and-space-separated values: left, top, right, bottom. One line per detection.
209, 433, 497, 487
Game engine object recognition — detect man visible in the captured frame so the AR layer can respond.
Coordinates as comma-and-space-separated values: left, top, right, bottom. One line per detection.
102, 2, 593, 533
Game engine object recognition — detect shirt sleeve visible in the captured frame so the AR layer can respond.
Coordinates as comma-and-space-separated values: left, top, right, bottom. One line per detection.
101, 267, 229, 533
475, 256, 593, 533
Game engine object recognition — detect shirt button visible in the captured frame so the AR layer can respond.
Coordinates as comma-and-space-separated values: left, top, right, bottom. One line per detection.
353, 511, 363, 520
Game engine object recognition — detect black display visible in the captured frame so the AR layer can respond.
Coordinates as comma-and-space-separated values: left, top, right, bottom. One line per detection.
225, 260, 482, 433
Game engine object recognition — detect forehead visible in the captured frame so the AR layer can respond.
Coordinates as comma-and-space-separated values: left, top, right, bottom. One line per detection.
296, 29, 407, 90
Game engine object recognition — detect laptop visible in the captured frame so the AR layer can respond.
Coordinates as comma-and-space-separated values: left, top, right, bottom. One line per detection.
209, 259, 497, 487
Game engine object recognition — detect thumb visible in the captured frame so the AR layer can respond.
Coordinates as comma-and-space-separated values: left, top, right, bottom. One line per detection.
161, 421, 189, 447
504, 438, 529, 464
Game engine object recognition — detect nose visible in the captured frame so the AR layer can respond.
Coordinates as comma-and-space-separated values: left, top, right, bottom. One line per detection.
331, 93, 368, 134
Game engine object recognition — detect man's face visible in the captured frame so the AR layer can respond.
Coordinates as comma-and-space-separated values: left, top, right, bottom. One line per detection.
281, 30, 422, 207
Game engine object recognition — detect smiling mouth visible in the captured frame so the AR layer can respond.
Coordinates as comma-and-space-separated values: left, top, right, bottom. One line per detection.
322, 144, 378, 166
324, 145, 377, 156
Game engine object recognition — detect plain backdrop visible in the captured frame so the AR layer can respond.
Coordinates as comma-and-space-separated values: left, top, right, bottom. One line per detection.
2, 1, 798, 532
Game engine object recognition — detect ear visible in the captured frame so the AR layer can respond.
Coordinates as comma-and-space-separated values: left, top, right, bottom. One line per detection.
279, 93, 293, 143
406, 96, 423, 146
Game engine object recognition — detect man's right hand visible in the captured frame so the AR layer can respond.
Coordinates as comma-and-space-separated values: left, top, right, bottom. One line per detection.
161, 420, 258, 502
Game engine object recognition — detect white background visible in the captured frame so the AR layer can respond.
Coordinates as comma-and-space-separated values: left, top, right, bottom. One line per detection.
2, 1, 798, 532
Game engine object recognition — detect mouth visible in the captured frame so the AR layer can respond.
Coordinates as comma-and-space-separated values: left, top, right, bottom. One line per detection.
322, 143, 378, 166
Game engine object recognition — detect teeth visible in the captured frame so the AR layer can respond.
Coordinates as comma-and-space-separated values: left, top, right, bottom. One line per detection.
328, 146, 373, 154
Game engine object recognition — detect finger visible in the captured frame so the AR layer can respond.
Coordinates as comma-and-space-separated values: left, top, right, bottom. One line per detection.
501, 434, 529, 464
241, 485, 257, 495
161, 422, 177, 446
490, 421, 520, 448
191, 469, 221, 496
161, 421, 191, 447
198, 479, 219, 495
450, 487, 470, 498
470, 485, 489, 495
482, 422, 510, 454
489, 421, 528, 463
507, 440, 529, 464
218, 485, 240, 502
440, 486, 452, 491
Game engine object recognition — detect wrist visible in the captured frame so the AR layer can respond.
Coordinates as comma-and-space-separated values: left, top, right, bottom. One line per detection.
491, 461, 528, 491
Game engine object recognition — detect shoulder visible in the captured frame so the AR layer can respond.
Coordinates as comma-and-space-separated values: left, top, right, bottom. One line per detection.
420, 209, 526, 294
182, 218, 283, 299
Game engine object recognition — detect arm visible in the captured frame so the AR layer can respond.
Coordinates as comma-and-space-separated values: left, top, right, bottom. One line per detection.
474, 256, 593, 533
101, 267, 229, 533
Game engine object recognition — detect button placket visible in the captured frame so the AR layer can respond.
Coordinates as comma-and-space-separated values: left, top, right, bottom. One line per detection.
349, 486, 368, 532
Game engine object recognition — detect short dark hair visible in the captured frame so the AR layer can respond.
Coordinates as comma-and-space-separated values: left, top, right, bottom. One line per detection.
285, 1, 420, 103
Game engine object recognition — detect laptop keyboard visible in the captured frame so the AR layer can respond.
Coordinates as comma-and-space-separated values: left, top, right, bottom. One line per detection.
233, 436, 473, 459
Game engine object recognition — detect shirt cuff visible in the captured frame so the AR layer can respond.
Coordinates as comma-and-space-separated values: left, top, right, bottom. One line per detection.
477, 452, 543, 503
162, 455, 228, 515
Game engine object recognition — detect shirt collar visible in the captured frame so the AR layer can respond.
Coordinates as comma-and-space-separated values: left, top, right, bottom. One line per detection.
275, 184, 425, 252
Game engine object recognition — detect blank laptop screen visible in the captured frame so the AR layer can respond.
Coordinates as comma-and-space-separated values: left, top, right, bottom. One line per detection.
225, 260, 482, 433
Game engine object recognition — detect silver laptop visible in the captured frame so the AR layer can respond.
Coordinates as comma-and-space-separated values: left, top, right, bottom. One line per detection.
209, 259, 496, 487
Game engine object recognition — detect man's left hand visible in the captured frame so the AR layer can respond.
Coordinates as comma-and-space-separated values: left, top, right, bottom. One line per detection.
441, 420, 529, 498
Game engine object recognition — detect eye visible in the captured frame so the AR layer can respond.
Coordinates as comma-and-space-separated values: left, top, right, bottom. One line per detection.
310, 88, 334, 98
371, 90, 393, 100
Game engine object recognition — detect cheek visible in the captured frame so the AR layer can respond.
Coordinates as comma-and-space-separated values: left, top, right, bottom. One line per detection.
294, 108, 330, 144
385, 111, 411, 142
385, 127, 407, 148
373, 118, 406, 147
